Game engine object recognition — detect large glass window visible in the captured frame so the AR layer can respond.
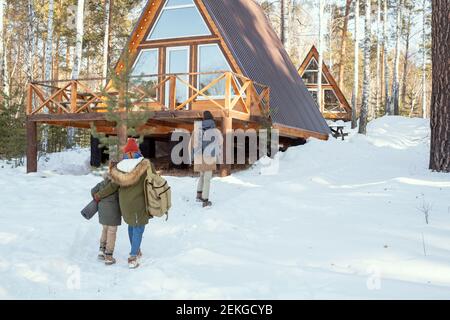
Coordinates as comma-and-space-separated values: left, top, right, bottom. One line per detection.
324, 89, 345, 113
302, 58, 329, 85
131, 49, 159, 101
147, 0, 211, 41
198, 44, 232, 97
166, 46, 190, 106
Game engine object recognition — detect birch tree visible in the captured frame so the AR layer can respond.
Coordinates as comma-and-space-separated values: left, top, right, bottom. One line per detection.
374, 0, 381, 118
421, 0, 427, 118
102, 0, 112, 84
390, 0, 402, 115
358, 0, 371, 134
400, 8, 412, 113
383, 0, 391, 114
69, 0, 85, 146
338, 0, 352, 90
27, 0, 35, 81
351, 0, 360, 129
317, 0, 325, 113
280, 0, 285, 45
0, 0, 5, 94
71, 0, 85, 79
45, 0, 54, 83
42, 0, 55, 153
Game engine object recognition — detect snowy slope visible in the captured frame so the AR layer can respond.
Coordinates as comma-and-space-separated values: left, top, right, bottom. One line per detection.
1, 116, 450, 299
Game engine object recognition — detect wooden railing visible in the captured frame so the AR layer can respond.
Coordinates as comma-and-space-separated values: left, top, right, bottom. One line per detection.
27, 71, 270, 119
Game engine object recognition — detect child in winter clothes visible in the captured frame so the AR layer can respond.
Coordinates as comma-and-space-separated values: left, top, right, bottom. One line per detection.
94, 139, 151, 269
92, 161, 122, 265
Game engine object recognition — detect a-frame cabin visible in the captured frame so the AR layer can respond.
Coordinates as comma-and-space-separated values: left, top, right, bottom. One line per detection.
26, 0, 330, 174
298, 45, 352, 121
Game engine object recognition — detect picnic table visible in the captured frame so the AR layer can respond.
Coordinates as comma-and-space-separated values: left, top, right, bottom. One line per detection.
329, 124, 349, 141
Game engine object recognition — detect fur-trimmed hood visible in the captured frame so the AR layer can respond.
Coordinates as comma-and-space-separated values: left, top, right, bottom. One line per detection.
110, 158, 150, 187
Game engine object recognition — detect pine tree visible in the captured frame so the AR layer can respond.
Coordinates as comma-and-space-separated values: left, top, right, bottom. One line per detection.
390, 0, 402, 115
429, 0, 450, 172
92, 56, 153, 161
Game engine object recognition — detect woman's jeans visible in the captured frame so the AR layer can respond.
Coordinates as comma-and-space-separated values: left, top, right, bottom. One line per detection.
128, 225, 145, 257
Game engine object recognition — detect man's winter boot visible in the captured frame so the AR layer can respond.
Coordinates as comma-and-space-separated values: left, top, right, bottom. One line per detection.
98, 245, 106, 260
196, 191, 203, 202
105, 252, 116, 265
128, 256, 140, 269
202, 199, 212, 208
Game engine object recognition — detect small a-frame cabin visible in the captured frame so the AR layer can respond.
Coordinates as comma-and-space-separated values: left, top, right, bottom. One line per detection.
298, 45, 352, 121
26, 0, 330, 175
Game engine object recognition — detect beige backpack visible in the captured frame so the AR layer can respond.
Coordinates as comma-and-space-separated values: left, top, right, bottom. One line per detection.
144, 165, 171, 220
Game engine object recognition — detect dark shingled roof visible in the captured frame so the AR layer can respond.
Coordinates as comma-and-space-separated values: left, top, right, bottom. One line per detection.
203, 0, 330, 136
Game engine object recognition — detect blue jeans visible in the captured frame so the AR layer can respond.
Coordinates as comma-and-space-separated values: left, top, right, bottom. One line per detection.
128, 225, 145, 257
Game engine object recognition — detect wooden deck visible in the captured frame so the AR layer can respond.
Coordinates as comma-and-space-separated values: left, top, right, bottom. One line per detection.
27, 71, 270, 132
26, 71, 271, 174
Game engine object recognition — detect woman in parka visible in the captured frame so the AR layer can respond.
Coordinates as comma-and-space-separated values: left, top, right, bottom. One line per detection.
94, 139, 152, 269
91, 161, 122, 265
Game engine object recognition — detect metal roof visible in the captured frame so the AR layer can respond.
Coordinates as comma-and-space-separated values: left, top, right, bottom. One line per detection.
203, 0, 331, 137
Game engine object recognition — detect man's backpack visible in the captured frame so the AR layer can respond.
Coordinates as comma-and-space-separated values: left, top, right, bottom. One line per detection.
144, 165, 171, 220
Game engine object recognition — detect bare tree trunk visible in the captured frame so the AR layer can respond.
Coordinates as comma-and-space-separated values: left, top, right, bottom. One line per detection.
27, 0, 35, 82
359, 0, 371, 134
102, 0, 112, 84
401, 13, 412, 113
338, 0, 352, 89
54, 31, 60, 83
317, 0, 325, 113
384, 0, 390, 114
3, 38, 8, 98
69, 0, 85, 146
71, 0, 85, 79
0, 0, 5, 94
45, 0, 54, 83
42, 0, 55, 154
374, 0, 381, 118
390, 0, 402, 115
429, 0, 450, 172
351, 0, 360, 129
280, 0, 285, 45
422, 0, 428, 118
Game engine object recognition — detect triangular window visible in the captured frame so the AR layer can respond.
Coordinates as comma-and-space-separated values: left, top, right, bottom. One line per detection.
324, 89, 346, 113
306, 59, 318, 71
147, 0, 211, 41
302, 58, 329, 85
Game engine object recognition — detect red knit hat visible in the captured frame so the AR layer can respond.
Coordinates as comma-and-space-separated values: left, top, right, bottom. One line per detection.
123, 138, 140, 154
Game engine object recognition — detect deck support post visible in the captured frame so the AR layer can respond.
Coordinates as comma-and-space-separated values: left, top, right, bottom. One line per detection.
220, 115, 233, 177
26, 119, 38, 173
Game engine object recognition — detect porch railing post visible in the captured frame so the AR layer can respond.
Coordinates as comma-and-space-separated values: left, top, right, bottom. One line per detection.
224, 72, 232, 112
169, 75, 176, 110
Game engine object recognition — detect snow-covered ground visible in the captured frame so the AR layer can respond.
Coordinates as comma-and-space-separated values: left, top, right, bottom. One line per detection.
1, 116, 450, 299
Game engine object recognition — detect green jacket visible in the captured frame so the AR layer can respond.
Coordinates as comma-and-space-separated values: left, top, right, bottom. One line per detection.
91, 177, 122, 226
95, 159, 152, 227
